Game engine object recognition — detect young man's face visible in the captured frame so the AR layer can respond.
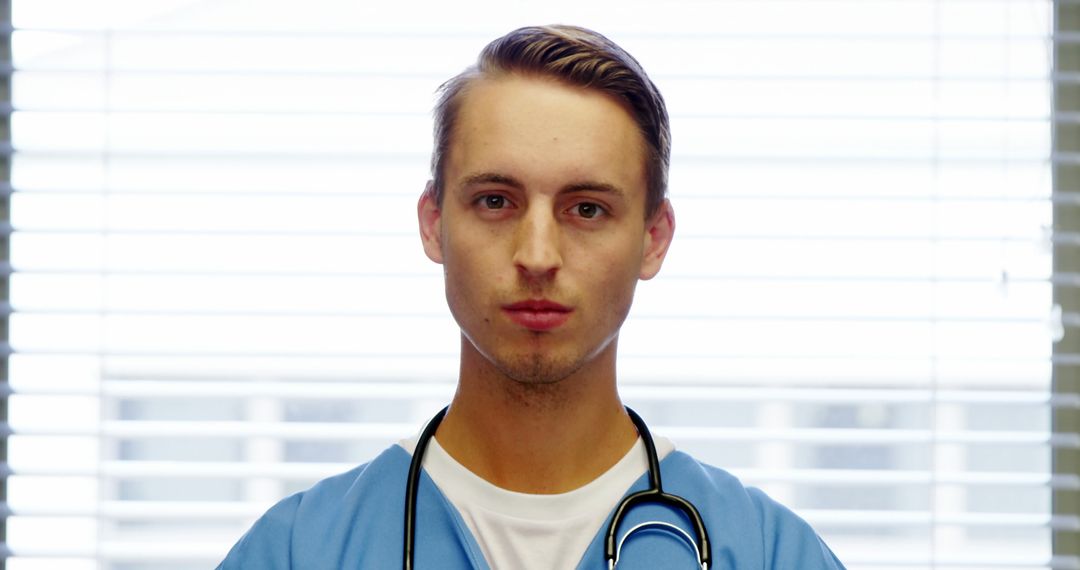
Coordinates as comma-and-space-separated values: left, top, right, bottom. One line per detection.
418, 75, 674, 385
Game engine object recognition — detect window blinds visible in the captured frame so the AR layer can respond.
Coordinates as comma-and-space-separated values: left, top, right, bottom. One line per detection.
6, 0, 1068, 568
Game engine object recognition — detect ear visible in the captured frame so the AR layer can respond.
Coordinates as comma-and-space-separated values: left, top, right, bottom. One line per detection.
418, 181, 444, 264
639, 199, 675, 280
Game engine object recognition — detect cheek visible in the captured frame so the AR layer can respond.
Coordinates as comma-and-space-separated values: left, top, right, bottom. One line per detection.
442, 238, 504, 308
586, 242, 643, 305
604, 236, 646, 278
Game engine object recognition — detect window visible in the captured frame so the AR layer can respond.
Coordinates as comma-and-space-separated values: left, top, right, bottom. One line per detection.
6, 1, 1064, 568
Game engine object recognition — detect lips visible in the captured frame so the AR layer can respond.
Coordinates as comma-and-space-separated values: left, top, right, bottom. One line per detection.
502, 300, 573, 331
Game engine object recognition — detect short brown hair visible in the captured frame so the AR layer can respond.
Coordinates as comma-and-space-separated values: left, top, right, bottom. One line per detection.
429, 25, 671, 217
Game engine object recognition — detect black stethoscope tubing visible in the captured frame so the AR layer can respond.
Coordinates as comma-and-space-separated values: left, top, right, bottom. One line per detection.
402, 405, 712, 569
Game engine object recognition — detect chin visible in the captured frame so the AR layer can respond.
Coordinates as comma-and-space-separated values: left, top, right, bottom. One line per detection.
490, 350, 588, 386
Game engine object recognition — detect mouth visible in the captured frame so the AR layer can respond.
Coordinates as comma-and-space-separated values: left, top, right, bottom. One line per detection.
501, 299, 573, 331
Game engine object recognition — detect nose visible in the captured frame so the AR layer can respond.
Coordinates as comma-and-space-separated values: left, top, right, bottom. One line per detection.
512, 206, 562, 280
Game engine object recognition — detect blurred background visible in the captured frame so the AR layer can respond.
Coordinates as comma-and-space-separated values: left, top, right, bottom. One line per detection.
3, 0, 1074, 568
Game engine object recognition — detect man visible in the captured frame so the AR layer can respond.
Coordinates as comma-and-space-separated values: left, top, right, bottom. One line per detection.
218, 25, 846, 569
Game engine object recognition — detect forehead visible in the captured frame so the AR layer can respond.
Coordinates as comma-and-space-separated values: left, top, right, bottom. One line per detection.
446, 75, 648, 195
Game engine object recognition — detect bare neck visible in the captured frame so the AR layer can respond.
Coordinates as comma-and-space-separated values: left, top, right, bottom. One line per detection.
433, 336, 638, 494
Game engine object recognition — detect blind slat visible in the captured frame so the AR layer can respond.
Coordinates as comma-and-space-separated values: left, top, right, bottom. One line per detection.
5, 422, 1072, 446
8, 380, 1072, 405
5, 461, 1075, 488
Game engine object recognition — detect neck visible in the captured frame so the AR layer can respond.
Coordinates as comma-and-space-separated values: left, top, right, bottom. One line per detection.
433, 336, 638, 494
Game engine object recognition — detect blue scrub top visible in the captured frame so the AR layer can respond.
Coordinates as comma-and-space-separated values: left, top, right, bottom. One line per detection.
218, 445, 846, 569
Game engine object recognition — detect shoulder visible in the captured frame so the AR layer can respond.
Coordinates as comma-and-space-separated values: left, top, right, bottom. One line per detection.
216, 491, 304, 570
658, 450, 755, 508
742, 486, 847, 569
293, 445, 410, 519
662, 451, 846, 570
216, 445, 412, 569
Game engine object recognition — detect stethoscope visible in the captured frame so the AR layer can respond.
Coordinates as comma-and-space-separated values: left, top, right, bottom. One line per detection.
403, 406, 712, 569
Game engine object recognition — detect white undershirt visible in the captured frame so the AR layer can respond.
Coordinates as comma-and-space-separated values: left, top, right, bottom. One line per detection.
398, 432, 674, 570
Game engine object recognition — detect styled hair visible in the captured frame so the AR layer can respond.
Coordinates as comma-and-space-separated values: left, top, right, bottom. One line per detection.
429, 25, 671, 217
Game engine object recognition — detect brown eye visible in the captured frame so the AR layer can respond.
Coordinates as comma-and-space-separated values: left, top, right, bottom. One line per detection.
576, 203, 602, 219
483, 195, 506, 209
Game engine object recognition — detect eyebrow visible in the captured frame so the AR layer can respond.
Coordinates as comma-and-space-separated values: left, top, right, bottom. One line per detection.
461, 172, 525, 190
562, 181, 626, 198
460, 172, 626, 198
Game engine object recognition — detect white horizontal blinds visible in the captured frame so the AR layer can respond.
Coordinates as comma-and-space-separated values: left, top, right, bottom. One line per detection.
4, 0, 1063, 569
